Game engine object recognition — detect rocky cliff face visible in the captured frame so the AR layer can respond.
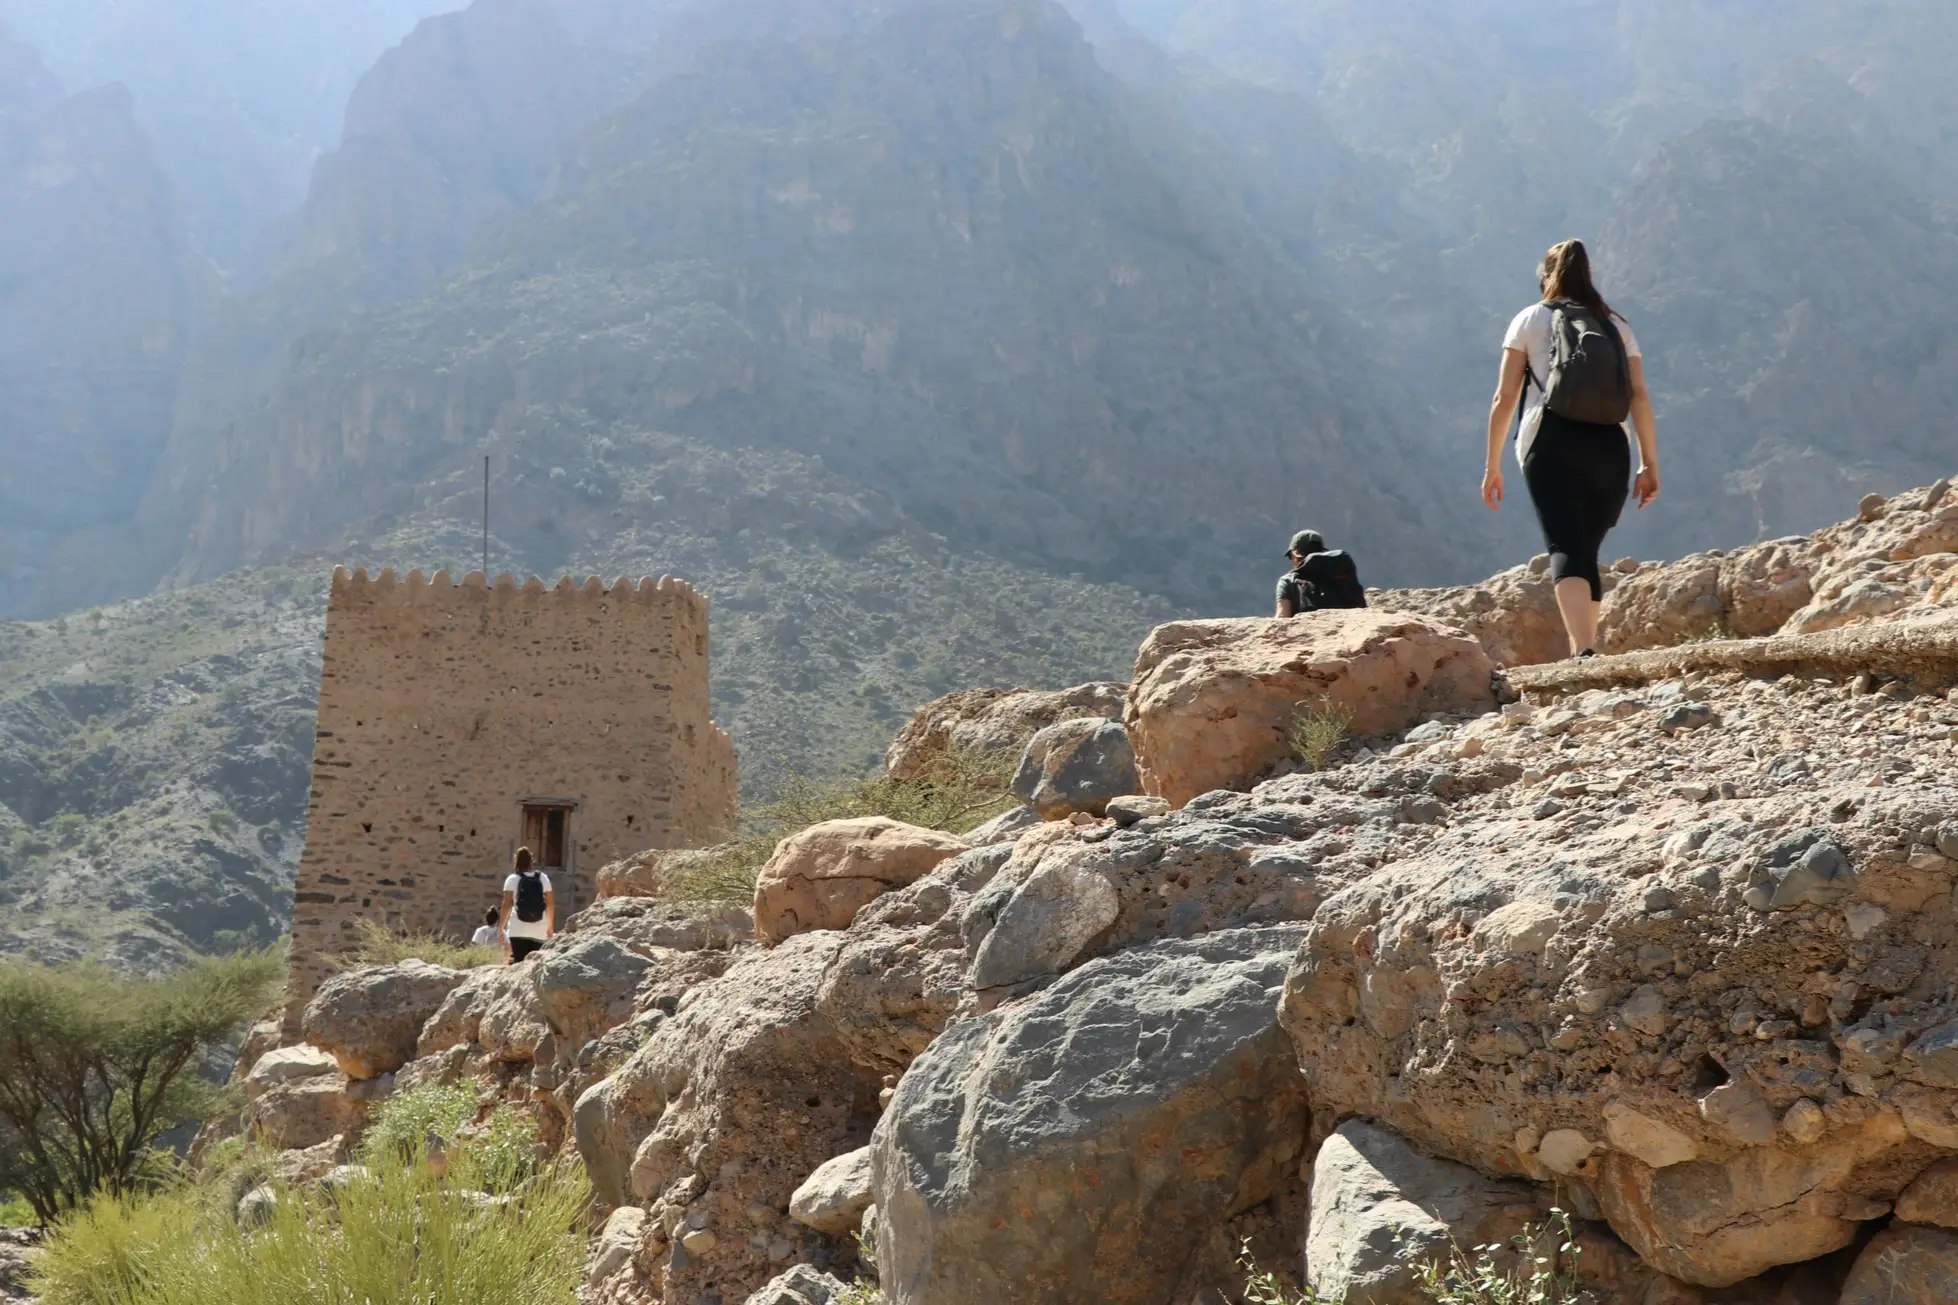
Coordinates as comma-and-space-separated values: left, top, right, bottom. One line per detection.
0, 28, 208, 619
151, 0, 1466, 617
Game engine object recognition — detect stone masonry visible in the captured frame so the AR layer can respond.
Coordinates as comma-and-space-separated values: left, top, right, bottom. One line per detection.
284, 566, 736, 1025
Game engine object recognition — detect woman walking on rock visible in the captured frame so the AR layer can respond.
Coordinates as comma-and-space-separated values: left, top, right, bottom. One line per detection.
1482, 238, 1659, 658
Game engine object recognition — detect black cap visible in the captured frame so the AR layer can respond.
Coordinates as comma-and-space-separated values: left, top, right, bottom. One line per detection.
1286, 530, 1325, 557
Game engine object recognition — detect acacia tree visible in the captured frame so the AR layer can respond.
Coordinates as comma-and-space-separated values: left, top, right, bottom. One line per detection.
0, 950, 282, 1223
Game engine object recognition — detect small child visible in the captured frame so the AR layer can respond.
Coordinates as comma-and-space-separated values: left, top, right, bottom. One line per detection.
470, 905, 498, 948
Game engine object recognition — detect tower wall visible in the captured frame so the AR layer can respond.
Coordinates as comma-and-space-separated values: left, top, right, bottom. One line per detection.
285, 566, 736, 1026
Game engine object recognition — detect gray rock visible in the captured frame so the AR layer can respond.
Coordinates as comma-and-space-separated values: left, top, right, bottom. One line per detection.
531, 935, 652, 1054
1904, 1021, 1958, 1088
963, 805, 1041, 846
236, 1184, 279, 1228
1010, 717, 1140, 820
789, 1145, 875, 1235
1662, 703, 1715, 734
743, 1265, 849, 1305
963, 850, 1119, 992
1742, 834, 1858, 912
1305, 1121, 1542, 1305
873, 928, 1307, 1305
1938, 821, 1958, 861
1837, 1226, 1958, 1305
302, 959, 469, 1079
1105, 794, 1171, 827
1532, 798, 1565, 820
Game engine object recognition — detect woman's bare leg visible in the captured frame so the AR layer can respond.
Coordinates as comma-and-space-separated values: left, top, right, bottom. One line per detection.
1554, 576, 1600, 654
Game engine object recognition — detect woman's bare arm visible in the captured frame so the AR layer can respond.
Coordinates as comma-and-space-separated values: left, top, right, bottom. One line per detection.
1483, 347, 1528, 509
1627, 355, 1660, 508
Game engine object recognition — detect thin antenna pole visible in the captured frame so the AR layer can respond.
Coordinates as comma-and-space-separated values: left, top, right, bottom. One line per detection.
482, 456, 490, 576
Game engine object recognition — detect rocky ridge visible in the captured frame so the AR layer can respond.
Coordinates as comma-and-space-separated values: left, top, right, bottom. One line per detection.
231, 479, 1958, 1304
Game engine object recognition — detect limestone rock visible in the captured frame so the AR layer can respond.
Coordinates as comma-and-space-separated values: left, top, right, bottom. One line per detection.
243, 1044, 340, 1096
962, 824, 1121, 991
885, 684, 1128, 779
1125, 612, 1496, 807
1598, 557, 1725, 653
414, 962, 545, 1063
872, 928, 1307, 1305
1106, 794, 1170, 826
961, 805, 1041, 847
596, 846, 730, 900
743, 1264, 849, 1305
1369, 563, 1570, 668
302, 960, 469, 1080
815, 846, 1012, 1076
1305, 1120, 1543, 1305
586, 1206, 647, 1290
1009, 716, 1140, 819
574, 933, 876, 1303
531, 934, 652, 1058
1837, 1226, 1958, 1304
754, 817, 970, 944
790, 1146, 876, 1235
1896, 1157, 1958, 1228
248, 1068, 367, 1150
561, 893, 753, 953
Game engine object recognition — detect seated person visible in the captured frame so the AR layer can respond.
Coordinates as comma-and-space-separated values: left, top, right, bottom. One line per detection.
1275, 530, 1368, 616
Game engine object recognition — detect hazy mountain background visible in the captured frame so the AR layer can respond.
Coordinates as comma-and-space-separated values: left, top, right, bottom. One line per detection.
3, 0, 1956, 962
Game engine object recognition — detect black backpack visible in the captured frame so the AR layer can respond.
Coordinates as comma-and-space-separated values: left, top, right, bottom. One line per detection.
1537, 299, 1632, 426
515, 869, 546, 923
1294, 551, 1367, 611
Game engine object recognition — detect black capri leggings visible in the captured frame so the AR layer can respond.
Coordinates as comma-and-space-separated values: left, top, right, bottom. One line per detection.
1523, 412, 1631, 602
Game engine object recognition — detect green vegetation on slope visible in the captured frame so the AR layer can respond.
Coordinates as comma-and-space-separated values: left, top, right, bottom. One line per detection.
0, 950, 283, 1223
32, 1137, 586, 1305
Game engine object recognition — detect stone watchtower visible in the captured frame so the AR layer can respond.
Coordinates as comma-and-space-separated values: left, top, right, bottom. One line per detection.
285, 566, 736, 1023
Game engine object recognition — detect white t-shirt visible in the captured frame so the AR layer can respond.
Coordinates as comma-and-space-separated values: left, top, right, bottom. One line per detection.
502, 870, 553, 939
470, 925, 495, 946
1503, 303, 1641, 464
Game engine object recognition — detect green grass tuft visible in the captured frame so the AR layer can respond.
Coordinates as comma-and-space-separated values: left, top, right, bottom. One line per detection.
1286, 698, 1352, 773
329, 920, 501, 971
31, 1145, 588, 1305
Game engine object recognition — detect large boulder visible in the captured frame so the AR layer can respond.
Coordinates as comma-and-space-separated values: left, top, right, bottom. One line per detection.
247, 1068, 369, 1150
871, 927, 1308, 1305
1306, 1120, 1544, 1305
1370, 559, 1572, 668
243, 1044, 340, 1095
573, 933, 879, 1304
959, 792, 1368, 995
302, 960, 470, 1080
885, 683, 1128, 779
753, 817, 969, 945
1125, 612, 1496, 807
596, 846, 731, 900
815, 845, 1014, 1076
1837, 1225, 1958, 1304
742, 1265, 850, 1305
790, 1146, 876, 1235
1277, 714, 1958, 1289
532, 935, 654, 1058
1009, 716, 1139, 819
414, 963, 546, 1063
560, 893, 753, 952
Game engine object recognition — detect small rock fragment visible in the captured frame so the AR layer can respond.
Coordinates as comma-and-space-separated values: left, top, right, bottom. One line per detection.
1620, 985, 1671, 1037
1105, 795, 1170, 827
1537, 1129, 1596, 1176
1781, 1098, 1827, 1145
